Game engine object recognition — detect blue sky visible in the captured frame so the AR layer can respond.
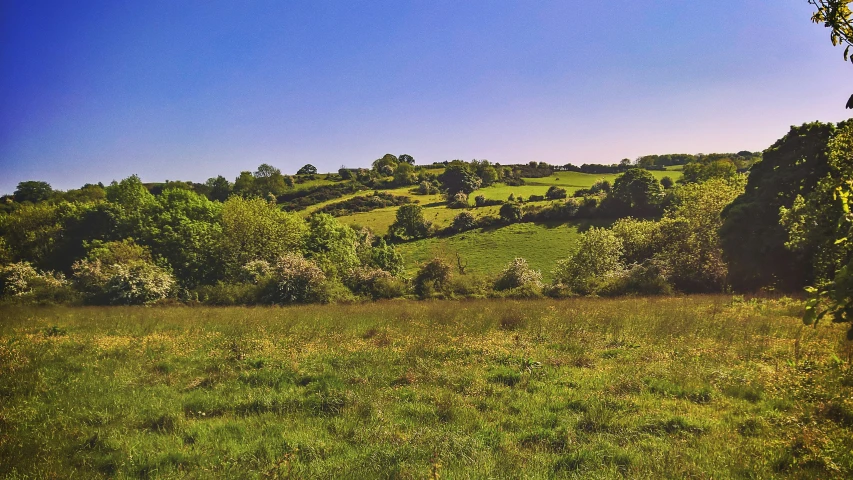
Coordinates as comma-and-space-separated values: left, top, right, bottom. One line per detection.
1, 0, 851, 194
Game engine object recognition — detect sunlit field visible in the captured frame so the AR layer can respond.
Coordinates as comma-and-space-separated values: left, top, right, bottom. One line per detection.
2, 297, 851, 478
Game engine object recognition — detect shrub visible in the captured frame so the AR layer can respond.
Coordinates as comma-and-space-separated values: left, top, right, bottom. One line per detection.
494, 258, 542, 291
414, 258, 452, 298
448, 191, 469, 208
101, 262, 175, 305
528, 195, 545, 202
345, 267, 408, 299
389, 204, 432, 240
499, 202, 522, 223
0, 261, 71, 302
552, 227, 624, 295
450, 211, 476, 233
546, 186, 567, 200
417, 181, 439, 195
475, 195, 486, 207
264, 254, 329, 304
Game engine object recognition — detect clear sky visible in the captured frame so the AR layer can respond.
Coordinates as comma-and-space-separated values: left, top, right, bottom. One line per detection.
1, 0, 852, 194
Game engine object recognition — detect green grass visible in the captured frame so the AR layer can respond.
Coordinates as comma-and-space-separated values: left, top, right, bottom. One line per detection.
1, 297, 852, 478
397, 220, 610, 280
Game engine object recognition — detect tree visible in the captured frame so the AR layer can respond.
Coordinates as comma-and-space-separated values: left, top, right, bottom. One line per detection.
398, 154, 415, 165
545, 186, 567, 200
253, 164, 290, 197
233, 171, 256, 197
552, 227, 624, 294
372, 154, 398, 174
809, 0, 853, 107
297, 164, 317, 175
219, 196, 307, 278
720, 121, 836, 291
607, 168, 663, 216
437, 164, 481, 197
499, 202, 522, 223
205, 176, 232, 202
393, 162, 417, 186
660, 176, 674, 189
780, 121, 853, 339
13, 181, 53, 204
304, 213, 360, 278
388, 204, 431, 240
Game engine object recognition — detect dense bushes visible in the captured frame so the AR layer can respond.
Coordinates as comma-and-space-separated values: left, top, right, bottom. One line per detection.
278, 182, 366, 211
315, 192, 411, 216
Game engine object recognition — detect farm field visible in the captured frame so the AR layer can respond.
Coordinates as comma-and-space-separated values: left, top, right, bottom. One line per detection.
396, 221, 611, 280
1, 297, 851, 478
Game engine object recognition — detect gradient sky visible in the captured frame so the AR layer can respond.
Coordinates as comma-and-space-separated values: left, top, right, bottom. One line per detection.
1, 0, 852, 194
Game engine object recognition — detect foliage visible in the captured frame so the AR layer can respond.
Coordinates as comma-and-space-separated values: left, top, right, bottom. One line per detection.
545, 185, 567, 200
255, 254, 328, 304
220, 197, 307, 278
606, 168, 663, 217
278, 182, 366, 211
101, 261, 175, 305
657, 178, 745, 293
450, 211, 476, 233
679, 160, 738, 184
553, 227, 624, 295
297, 164, 318, 175
810, 0, 853, 66
316, 192, 411, 217
448, 191, 469, 208
393, 162, 417, 186
13, 181, 53, 203
494, 257, 542, 291
204, 175, 232, 201
610, 217, 663, 265
389, 204, 431, 240
438, 164, 482, 196
780, 121, 853, 339
345, 266, 408, 299
499, 202, 522, 223
413, 258, 453, 298
0, 261, 68, 298
304, 214, 360, 278
721, 121, 836, 291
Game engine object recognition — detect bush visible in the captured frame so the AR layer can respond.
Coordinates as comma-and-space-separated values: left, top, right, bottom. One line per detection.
450, 211, 476, 233
552, 227, 624, 295
596, 262, 672, 296
0, 261, 72, 302
499, 203, 522, 223
494, 258, 542, 291
389, 204, 432, 240
417, 181, 439, 195
546, 186, 567, 200
414, 258, 453, 298
345, 267, 408, 299
193, 282, 265, 305
448, 191, 469, 208
263, 254, 329, 304
102, 262, 175, 305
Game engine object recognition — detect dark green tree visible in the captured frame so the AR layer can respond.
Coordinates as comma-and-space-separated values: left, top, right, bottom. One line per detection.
297, 164, 318, 175
204, 176, 232, 201
14, 181, 53, 203
720, 121, 836, 291
437, 164, 482, 196
607, 169, 662, 216
388, 204, 431, 240
398, 154, 415, 165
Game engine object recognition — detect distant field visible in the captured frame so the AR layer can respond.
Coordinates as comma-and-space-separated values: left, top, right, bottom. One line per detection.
397, 220, 612, 281
2, 298, 851, 478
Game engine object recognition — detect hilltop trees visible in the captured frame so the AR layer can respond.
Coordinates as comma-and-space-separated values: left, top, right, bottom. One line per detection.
389, 204, 431, 240
606, 168, 663, 216
14, 181, 53, 203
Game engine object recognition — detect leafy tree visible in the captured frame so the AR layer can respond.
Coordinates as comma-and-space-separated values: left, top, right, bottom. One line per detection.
393, 162, 417, 186
372, 154, 398, 174
499, 202, 522, 223
414, 257, 452, 298
545, 186, 567, 200
369, 238, 404, 277
552, 227, 624, 294
13, 181, 53, 203
720, 121, 836, 291
297, 164, 318, 175
658, 178, 745, 292
437, 164, 481, 196
450, 211, 476, 233
233, 171, 256, 197
660, 176, 674, 189
389, 204, 431, 240
494, 258, 542, 291
220, 196, 307, 278
809, 0, 853, 107
338, 167, 354, 180
680, 160, 738, 184
398, 154, 415, 165
610, 217, 663, 265
205, 175, 232, 201
607, 168, 663, 216
304, 213, 360, 278
254, 164, 290, 196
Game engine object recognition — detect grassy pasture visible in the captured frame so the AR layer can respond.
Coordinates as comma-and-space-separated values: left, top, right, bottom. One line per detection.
1, 297, 852, 478
396, 221, 611, 280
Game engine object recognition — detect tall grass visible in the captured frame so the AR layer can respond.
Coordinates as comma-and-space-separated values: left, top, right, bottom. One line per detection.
1, 296, 851, 478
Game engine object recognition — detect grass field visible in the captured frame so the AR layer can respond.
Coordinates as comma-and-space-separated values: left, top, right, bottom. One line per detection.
1, 297, 851, 478
397, 221, 611, 280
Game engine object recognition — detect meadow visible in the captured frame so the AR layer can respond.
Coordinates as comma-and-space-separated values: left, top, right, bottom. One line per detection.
2, 296, 852, 479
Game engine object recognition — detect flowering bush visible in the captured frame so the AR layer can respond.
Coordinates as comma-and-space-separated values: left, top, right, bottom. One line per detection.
346, 266, 407, 299
0, 261, 68, 298
265, 254, 329, 304
494, 258, 542, 291
73, 258, 174, 305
